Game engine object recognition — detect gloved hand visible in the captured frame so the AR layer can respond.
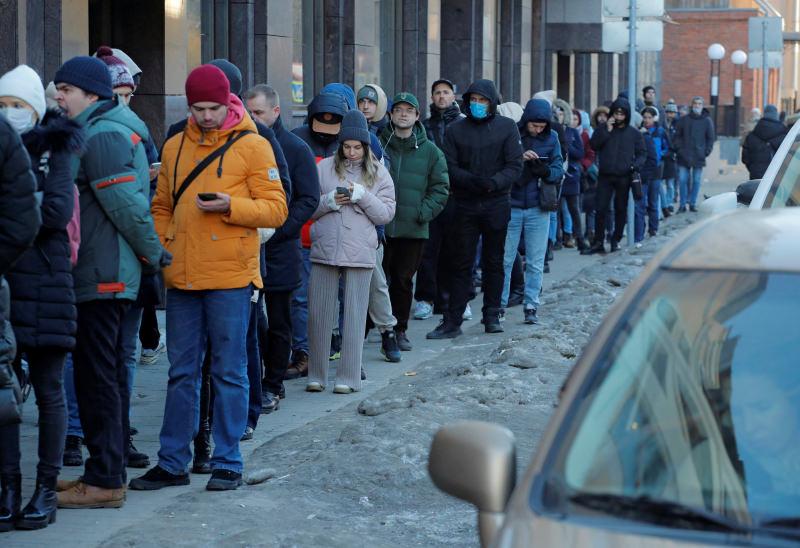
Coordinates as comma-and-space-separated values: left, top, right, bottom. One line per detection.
324, 189, 341, 211
159, 249, 173, 267
350, 183, 366, 203
471, 175, 495, 191
530, 159, 549, 178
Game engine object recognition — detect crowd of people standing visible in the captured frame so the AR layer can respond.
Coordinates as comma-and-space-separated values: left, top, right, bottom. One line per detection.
0, 46, 719, 532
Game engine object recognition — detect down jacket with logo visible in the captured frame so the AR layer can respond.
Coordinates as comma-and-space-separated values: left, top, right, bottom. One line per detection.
71, 99, 163, 303
152, 97, 288, 290
310, 157, 395, 269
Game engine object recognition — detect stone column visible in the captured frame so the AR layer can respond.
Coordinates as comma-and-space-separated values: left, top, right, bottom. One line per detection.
441, 0, 483, 94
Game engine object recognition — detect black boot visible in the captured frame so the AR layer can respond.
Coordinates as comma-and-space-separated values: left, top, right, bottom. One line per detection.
0, 474, 21, 532
581, 241, 606, 255
545, 240, 554, 262
380, 331, 401, 363
15, 479, 57, 530
192, 425, 211, 474
483, 309, 504, 334
126, 436, 150, 469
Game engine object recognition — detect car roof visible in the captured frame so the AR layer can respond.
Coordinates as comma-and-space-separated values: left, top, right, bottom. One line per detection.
663, 209, 800, 272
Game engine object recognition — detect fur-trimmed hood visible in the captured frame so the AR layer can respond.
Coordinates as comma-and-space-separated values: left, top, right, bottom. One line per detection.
22, 109, 85, 157
590, 105, 610, 128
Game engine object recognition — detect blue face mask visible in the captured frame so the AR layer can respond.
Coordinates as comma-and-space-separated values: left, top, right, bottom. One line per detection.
470, 101, 489, 119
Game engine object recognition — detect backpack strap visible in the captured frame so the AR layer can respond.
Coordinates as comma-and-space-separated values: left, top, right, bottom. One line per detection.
171, 130, 254, 209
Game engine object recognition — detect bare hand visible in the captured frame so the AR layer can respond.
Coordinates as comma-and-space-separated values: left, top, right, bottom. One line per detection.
523, 150, 539, 161
334, 181, 354, 206
196, 192, 231, 213
607, 120, 615, 132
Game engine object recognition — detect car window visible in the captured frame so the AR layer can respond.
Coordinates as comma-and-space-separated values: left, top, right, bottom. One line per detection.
541, 270, 800, 530
765, 136, 800, 208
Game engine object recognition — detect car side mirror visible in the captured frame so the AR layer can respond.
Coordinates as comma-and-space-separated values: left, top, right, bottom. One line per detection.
736, 179, 761, 205
429, 421, 516, 547
698, 191, 738, 215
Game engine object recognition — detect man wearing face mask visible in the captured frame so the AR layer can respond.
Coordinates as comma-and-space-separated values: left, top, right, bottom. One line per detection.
673, 96, 715, 212
427, 79, 523, 339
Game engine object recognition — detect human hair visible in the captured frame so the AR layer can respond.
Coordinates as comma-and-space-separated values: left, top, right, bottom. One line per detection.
642, 85, 655, 95
334, 142, 380, 188
244, 84, 280, 107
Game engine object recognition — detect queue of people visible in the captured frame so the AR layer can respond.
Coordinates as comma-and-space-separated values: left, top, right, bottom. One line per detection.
0, 48, 715, 532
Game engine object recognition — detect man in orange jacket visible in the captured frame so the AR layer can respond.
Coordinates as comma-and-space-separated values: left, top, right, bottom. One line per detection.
130, 65, 287, 492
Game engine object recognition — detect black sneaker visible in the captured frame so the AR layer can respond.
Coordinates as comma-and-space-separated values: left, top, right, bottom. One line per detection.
63, 435, 83, 467
689, 205, 698, 212
129, 466, 190, 490
361, 367, 366, 380
206, 469, 242, 491
524, 307, 539, 325
278, 384, 286, 399
126, 436, 150, 468
329, 332, 342, 360
610, 240, 620, 252
395, 330, 412, 351
380, 331, 401, 362
426, 321, 462, 340
261, 392, 280, 414
240, 426, 254, 441
506, 291, 524, 308
484, 316, 504, 334
581, 242, 605, 255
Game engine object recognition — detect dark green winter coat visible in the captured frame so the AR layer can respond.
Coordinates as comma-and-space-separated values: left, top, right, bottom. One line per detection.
379, 121, 449, 239
71, 100, 162, 303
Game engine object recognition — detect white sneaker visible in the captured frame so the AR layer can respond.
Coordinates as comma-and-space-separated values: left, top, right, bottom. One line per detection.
634, 242, 643, 248
498, 309, 505, 323
413, 301, 433, 320
462, 303, 473, 321
139, 341, 165, 365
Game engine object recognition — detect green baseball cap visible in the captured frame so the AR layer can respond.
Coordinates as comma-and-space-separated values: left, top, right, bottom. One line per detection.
391, 92, 420, 112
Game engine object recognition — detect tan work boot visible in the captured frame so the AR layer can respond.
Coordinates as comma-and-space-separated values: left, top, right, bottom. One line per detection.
56, 477, 81, 492
56, 481, 125, 509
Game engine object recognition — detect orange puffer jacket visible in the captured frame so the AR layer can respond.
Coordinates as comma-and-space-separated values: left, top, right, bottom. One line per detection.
152, 112, 288, 290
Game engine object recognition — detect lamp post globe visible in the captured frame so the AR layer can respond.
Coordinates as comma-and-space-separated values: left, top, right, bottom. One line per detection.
731, 50, 747, 65
708, 43, 726, 61
731, 50, 747, 137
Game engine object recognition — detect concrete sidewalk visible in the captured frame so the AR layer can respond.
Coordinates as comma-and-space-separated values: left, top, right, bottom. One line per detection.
6, 166, 740, 546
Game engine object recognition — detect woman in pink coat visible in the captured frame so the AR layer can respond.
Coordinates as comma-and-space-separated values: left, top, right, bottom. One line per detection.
307, 110, 395, 393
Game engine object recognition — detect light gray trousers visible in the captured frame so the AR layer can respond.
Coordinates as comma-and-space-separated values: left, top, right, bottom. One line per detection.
308, 263, 372, 390
368, 244, 397, 331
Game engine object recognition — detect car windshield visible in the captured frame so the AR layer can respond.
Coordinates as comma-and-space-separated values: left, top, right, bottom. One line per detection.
543, 269, 800, 530
765, 134, 800, 208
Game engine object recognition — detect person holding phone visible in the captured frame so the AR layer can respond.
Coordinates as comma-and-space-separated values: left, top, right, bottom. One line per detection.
306, 110, 395, 394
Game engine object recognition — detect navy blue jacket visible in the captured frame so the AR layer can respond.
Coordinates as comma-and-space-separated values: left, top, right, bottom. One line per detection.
511, 99, 564, 209
7, 111, 82, 349
640, 130, 659, 182
261, 117, 320, 292
562, 126, 585, 196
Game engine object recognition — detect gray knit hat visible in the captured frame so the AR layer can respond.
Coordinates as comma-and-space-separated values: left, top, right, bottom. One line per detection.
338, 109, 370, 144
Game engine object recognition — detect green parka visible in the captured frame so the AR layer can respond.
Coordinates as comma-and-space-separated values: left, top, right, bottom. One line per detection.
379, 121, 449, 239
71, 100, 162, 303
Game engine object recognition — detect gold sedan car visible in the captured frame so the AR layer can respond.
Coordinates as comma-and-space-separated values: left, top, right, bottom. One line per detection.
430, 208, 800, 547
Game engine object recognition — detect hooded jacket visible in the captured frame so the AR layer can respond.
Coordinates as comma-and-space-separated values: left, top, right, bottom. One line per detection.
310, 156, 395, 268
512, 99, 564, 209
361, 84, 389, 135
589, 98, 646, 177
423, 102, 464, 150
72, 99, 163, 302
379, 121, 449, 239
293, 92, 350, 159
153, 96, 288, 291
7, 111, 82, 349
673, 108, 715, 168
262, 116, 320, 292
742, 117, 788, 180
442, 79, 523, 202
316, 84, 386, 162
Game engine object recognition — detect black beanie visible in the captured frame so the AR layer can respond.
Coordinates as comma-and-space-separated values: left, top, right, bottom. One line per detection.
209, 59, 243, 96
431, 78, 455, 94
338, 110, 371, 145
54, 56, 113, 99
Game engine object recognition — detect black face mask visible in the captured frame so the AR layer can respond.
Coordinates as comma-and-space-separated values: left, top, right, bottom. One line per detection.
312, 131, 338, 145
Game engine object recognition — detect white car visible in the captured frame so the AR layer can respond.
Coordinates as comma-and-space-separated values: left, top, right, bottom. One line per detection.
429, 209, 800, 547
701, 120, 800, 214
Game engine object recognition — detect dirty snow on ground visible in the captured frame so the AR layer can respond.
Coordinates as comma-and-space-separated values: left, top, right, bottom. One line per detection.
107, 215, 696, 547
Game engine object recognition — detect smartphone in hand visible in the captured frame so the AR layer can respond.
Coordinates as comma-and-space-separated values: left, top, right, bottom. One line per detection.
198, 192, 218, 201
335, 186, 351, 198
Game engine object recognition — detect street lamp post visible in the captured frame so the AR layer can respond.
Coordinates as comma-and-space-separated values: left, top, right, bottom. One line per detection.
708, 43, 726, 131
731, 50, 748, 137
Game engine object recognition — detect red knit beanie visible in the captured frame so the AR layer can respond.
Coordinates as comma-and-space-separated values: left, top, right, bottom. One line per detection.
185, 65, 230, 106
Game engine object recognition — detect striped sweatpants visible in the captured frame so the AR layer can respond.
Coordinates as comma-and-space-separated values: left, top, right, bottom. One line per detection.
308, 263, 372, 390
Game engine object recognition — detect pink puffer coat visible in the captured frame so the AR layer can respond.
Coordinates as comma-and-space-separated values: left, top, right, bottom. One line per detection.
310, 157, 395, 268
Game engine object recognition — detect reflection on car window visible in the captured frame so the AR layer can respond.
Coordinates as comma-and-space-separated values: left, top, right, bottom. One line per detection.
766, 136, 800, 208
545, 270, 800, 530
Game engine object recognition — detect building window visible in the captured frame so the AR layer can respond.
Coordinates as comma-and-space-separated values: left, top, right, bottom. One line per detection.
354, 0, 381, 91
291, 0, 305, 105
482, 0, 497, 80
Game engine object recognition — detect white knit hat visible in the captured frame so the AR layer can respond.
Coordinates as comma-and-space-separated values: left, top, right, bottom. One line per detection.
0, 65, 46, 120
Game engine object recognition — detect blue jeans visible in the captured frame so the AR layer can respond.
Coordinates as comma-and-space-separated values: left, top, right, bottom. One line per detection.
246, 299, 262, 430
634, 180, 661, 242
64, 306, 142, 437
157, 287, 251, 475
660, 177, 675, 209
501, 207, 550, 309
290, 246, 311, 354
678, 165, 703, 208
560, 198, 573, 235
548, 211, 557, 243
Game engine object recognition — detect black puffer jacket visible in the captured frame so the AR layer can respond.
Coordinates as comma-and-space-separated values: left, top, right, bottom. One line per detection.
674, 109, 715, 168
423, 103, 464, 150
7, 111, 83, 350
742, 117, 788, 180
0, 117, 40, 426
589, 98, 646, 177
442, 79, 523, 202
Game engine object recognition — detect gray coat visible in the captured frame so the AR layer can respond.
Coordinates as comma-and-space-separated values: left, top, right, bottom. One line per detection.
674, 110, 716, 168
310, 156, 395, 269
